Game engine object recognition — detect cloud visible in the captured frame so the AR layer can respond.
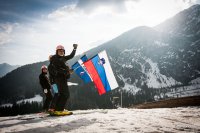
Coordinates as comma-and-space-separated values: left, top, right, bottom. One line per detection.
76, 0, 143, 14
194, 0, 200, 4
0, 0, 73, 23
75, 0, 129, 13
0, 23, 15, 45
48, 0, 139, 17
181, 0, 197, 4
47, 4, 78, 19
0, 0, 197, 65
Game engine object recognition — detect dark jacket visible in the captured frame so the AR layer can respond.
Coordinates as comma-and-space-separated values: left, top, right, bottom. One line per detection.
39, 72, 51, 90
48, 49, 76, 83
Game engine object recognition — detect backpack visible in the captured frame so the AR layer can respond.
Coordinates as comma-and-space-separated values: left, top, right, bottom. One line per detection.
48, 55, 71, 80
48, 63, 57, 84
48, 63, 57, 77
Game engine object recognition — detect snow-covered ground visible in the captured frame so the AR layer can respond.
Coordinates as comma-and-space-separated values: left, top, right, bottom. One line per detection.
0, 107, 200, 133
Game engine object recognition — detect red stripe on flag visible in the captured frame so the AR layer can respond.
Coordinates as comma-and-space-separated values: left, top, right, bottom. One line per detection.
84, 60, 106, 95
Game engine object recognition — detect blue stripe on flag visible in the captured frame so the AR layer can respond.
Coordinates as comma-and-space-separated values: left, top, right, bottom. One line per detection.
72, 55, 92, 83
91, 55, 111, 92
81, 55, 88, 62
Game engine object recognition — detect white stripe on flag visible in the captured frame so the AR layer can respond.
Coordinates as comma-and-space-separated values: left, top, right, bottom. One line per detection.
98, 50, 118, 90
78, 59, 83, 65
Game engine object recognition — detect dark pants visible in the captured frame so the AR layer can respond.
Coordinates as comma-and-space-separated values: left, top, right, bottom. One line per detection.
43, 90, 53, 111
49, 93, 58, 109
54, 76, 70, 111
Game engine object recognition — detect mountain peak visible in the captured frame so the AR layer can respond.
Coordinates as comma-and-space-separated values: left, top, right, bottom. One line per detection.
155, 4, 200, 36
126, 26, 154, 34
189, 4, 200, 10
112, 26, 156, 42
1, 63, 10, 66
0, 63, 20, 77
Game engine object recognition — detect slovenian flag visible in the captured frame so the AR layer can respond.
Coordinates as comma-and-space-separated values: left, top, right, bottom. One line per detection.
72, 55, 92, 83
83, 50, 118, 95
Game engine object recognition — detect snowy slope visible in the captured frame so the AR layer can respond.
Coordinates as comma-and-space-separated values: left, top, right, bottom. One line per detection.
190, 77, 200, 84
115, 48, 181, 92
0, 107, 200, 133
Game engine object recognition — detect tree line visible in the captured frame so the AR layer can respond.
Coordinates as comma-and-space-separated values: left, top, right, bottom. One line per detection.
0, 101, 43, 116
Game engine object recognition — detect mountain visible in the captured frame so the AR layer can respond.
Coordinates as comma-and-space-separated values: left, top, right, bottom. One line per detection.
0, 62, 48, 103
103, 4, 200, 90
0, 63, 19, 77
155, 4, 200, 36
0, 5, 200, 108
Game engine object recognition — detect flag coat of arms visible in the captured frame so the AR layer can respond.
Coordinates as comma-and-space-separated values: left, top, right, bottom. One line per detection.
83, 50, 118, 95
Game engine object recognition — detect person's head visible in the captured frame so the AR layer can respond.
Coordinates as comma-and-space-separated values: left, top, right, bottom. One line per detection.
56, 45, 65, 56
41, 65, 48, 74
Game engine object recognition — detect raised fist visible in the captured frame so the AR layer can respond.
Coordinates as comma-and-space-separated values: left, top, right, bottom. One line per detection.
73, 44, 78, 49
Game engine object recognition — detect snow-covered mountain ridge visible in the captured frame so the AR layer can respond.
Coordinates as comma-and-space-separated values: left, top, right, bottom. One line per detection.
100, 4, 200, 96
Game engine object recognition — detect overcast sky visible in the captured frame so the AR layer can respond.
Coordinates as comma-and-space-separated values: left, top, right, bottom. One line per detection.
0, 0, 199, 65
